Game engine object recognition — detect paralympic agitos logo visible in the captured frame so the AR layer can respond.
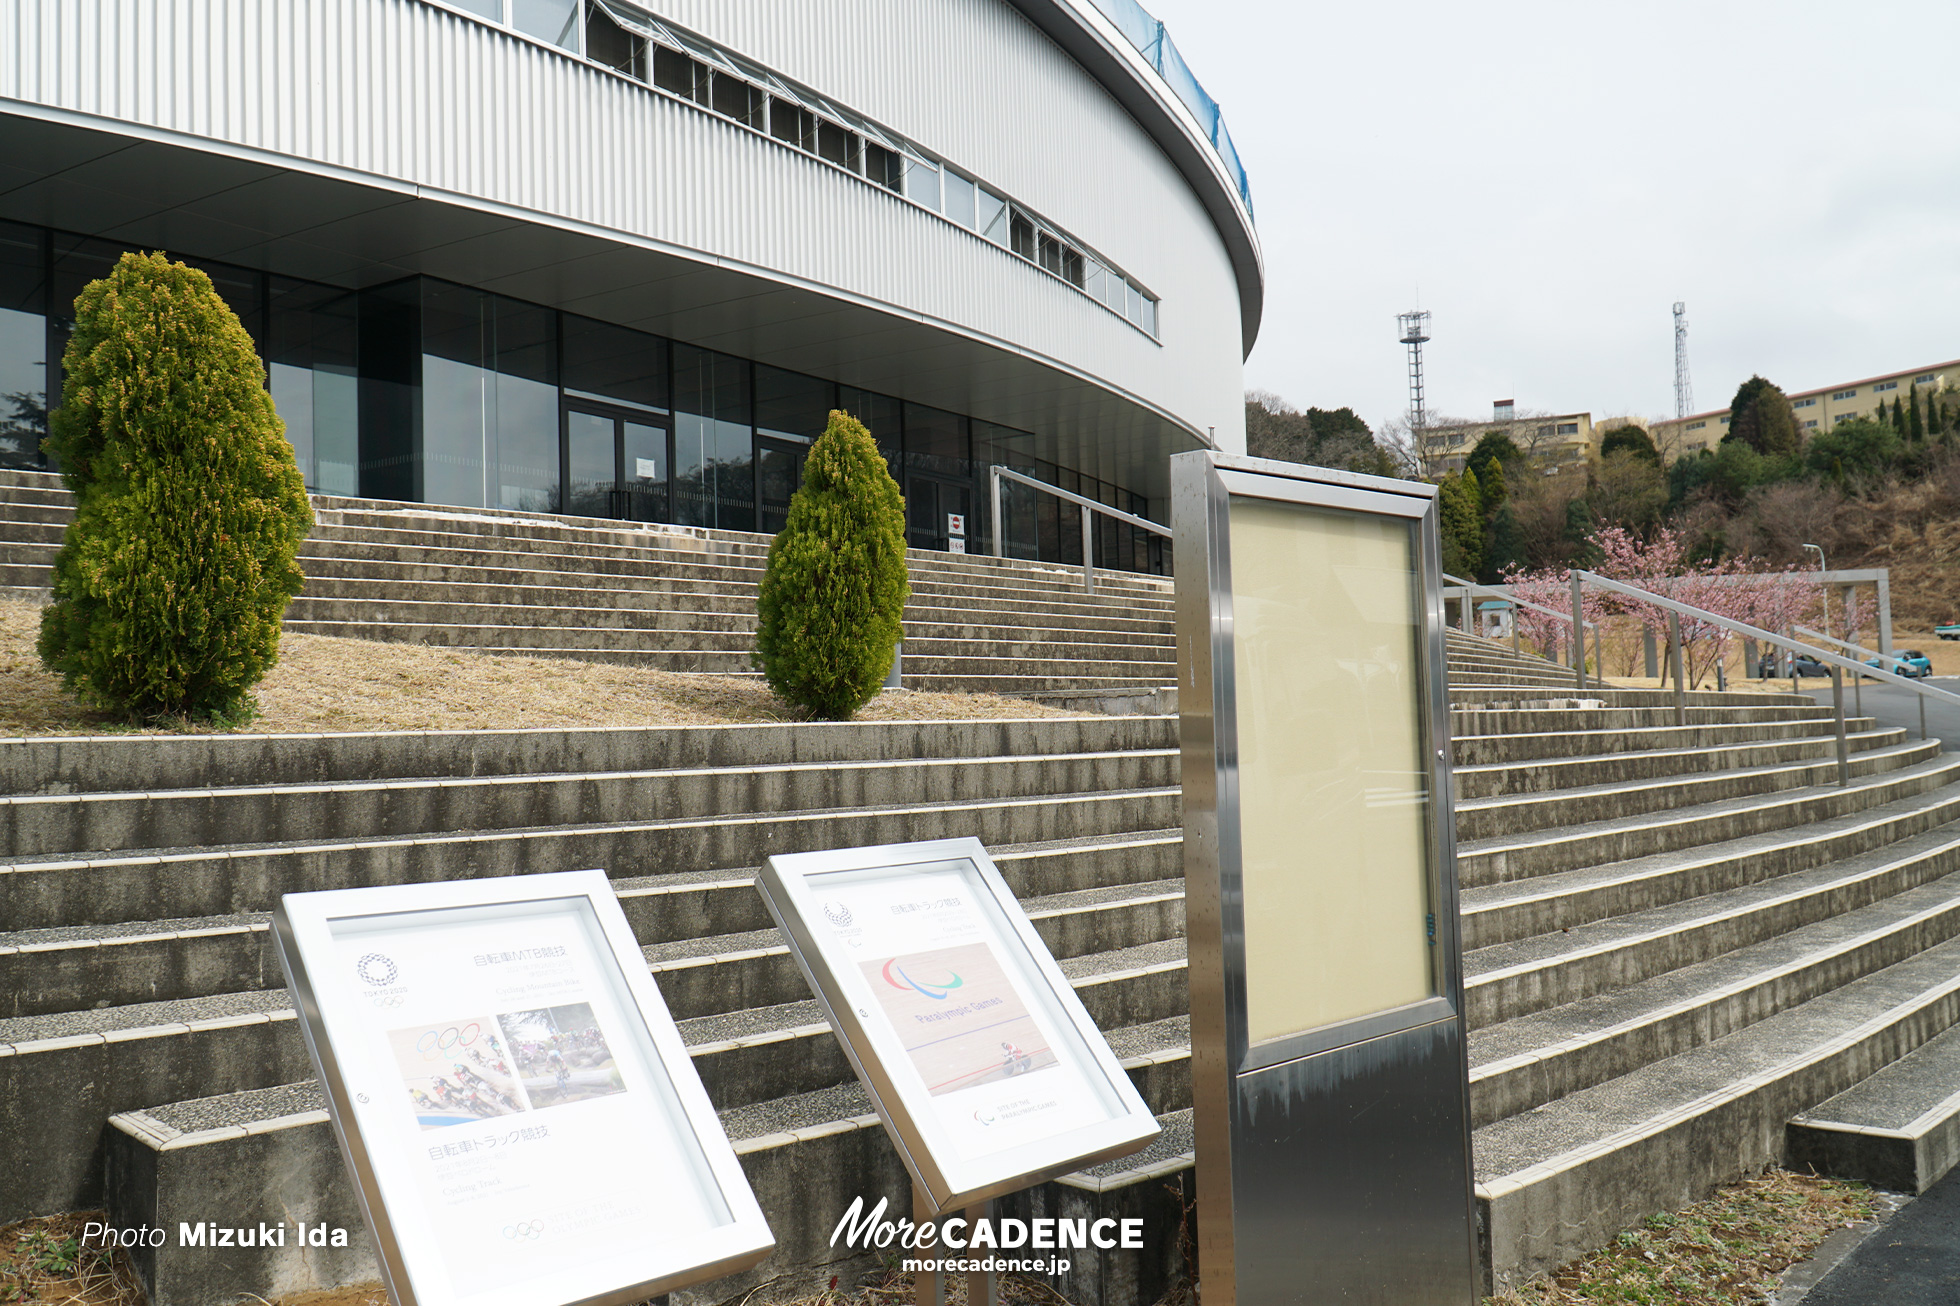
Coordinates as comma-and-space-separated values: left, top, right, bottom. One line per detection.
880, 959, 963, 1000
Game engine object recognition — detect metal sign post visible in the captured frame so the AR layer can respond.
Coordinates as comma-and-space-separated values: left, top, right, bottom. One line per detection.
273, 871, 775, 1306
1172, 452, 1478, 1305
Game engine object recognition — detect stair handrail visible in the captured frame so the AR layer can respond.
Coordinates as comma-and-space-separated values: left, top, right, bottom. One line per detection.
1573, 571, 1959, 784
1442, 572, 1593, 664
988, 465, 1171, 595
1793, 624, 1947, 740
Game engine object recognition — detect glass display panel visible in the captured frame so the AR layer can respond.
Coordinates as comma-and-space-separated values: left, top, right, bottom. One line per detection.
1228, 497, 1435, 1045
807, 858, 1124, 1160
323, 896, 733, 1300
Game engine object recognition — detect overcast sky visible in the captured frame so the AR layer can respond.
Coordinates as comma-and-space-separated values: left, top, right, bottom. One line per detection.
1142, 0, 1960, 432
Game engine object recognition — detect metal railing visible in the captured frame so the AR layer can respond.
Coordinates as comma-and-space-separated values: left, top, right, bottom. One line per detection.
1796, 625, 1942, 741
1443, 573, 1596, 670
988, 465, 1170, 594
1571, 571, 1960, 786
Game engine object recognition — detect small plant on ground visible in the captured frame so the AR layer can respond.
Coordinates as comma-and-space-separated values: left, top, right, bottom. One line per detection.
37, 250, 314, 723
755, 409, 909, 720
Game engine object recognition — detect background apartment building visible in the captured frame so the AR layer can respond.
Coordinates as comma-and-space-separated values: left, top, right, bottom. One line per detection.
1654, 359, 1957, 458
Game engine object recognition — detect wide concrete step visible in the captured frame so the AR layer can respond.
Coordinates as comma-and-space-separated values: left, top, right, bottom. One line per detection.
1453, 704, 1832, 737
1457, 753, 1960, 887
1788, 1019, 1960, 1194
1452, 717, 1883, 766
1471, 835, 1960, 1128
0, 779, 1183, 930
1453, 727, 1904, 798
1464, 815, 1960, 1027
1462, 784, 1960, 952
0, 719, 1177, 797
1475, 935, 1960, 1292
1456, 738, 1942, 840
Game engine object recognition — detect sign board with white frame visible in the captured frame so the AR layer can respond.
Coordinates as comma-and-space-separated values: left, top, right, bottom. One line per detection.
273, 870, 775, 1306
755, 838, 1159, 1215
1172, 451, 1478, 1305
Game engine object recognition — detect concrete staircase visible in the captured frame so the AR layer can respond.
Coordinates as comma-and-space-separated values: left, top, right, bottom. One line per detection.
0, 468, 1175, 695
5, 471, 1960, 1302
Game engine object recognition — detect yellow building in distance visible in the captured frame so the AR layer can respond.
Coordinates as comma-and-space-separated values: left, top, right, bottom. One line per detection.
1419, 401, 1596, 474
1653, 358, 1958, 459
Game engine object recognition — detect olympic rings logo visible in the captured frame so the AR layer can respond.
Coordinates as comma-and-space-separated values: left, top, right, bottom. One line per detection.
501, 1221, 544, 1241
415, 1023, 482, 1059
355, 953, 398, 987
366, 994, 406, 1009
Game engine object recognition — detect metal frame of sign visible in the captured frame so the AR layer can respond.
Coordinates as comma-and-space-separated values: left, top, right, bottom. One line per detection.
1173, 451, 1478, 1306
756, 837, 1160, 1215
274, 870, 775, 1306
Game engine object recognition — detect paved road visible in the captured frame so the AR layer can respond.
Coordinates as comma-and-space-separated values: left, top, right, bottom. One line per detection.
1798, 676, 1960, 753
1801, 1162, 1960, 1304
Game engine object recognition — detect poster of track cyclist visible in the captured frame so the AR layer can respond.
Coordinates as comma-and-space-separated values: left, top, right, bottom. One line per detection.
861, 941, 1059, 1095
388, 1015, 531, 1129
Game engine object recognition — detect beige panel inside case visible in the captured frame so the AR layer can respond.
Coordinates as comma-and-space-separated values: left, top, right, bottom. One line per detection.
1228, 497, 1436, 1046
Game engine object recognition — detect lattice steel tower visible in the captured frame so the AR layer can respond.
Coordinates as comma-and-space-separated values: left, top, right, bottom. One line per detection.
1673, 301, 1693, 418
1398, 310, 1431, 432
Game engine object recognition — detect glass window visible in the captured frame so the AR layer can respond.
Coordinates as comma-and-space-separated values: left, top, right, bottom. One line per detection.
585, 5, 645, 79
1139, 295, 1156, 337
1083, 257, 1106, 304
1125, 281, 1143, 327
1061, 247, 1084, 288
755, 364, 833, 443
565, 409, 616, 518
563, 313, 669, 413
864, 142, 903, 192
672, 344, 752, 531
268, 277, 360, 496
712, 73, 760, 126
770, 98, 813, 150
0, 221, 47, 471
976, 187, 1007, 244
839, 387, 902, 475
1036, 232, 1062, 276
943, 172, 976, 228
510, 0, 579, 50
419, 282, 558, 513
902, 402, 968, 480
816, 119, 857, 169
1010, 211, 1036, 261
622, 419, 667, 523
448, 0, 502, 18
656, 46, 705, 102
903, 156, 941, 211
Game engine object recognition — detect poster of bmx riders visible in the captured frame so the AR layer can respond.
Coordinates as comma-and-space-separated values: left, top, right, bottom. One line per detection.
862, 942, 1059, 1095
389, 1002, 625, 1129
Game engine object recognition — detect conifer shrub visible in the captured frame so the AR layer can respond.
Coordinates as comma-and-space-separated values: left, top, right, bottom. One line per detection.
37, 251, 314, 722
755, 409, 909, 719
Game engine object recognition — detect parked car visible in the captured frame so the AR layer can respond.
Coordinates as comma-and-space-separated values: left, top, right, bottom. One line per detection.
1760, 652, 1831, 678
1864, 649, 1933, 678
1937, 622, 1959, 641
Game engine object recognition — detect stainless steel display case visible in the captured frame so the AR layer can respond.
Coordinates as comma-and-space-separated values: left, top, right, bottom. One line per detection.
1173, 452, 1478, 1305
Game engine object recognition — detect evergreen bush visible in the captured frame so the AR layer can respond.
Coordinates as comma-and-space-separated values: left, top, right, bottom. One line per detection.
37, 251, 314, 721
755, 409, 909, 719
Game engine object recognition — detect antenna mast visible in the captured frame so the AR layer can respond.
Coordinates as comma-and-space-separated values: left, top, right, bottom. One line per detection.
1398, 310, 1432, 434
1673, 301, 1693, 418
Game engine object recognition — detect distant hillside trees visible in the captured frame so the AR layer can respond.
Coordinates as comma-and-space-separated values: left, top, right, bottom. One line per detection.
1243, 391, 1396, 476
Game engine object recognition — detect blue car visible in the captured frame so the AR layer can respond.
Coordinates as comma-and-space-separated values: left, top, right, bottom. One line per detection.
1865, 649, 1933, 678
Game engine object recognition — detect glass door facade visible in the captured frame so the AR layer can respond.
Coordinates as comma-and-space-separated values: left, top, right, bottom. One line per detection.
564, 403, 670, 521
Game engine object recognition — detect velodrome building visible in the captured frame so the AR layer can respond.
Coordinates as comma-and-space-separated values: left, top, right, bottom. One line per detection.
0, 0, 1261, 569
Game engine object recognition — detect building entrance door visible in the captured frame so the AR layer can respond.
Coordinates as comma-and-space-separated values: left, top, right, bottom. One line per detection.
905, 473, 973, 552
562, 403, 669, 522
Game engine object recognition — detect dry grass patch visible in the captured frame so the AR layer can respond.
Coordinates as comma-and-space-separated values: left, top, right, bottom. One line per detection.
1486, 1168, 1883, 1305
0, 596, 1084, 736
0, 1213, 142, 1306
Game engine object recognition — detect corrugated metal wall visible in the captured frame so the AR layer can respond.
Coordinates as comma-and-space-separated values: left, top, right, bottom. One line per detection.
0, 0, 1246, 447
